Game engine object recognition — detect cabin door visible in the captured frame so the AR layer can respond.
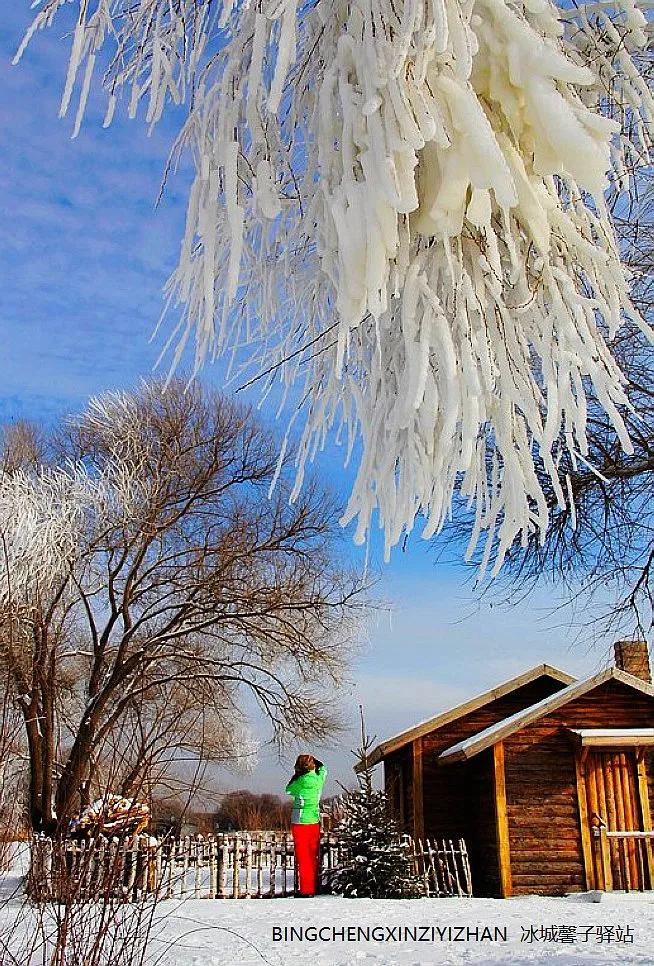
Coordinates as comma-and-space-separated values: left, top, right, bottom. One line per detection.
584, 751, 653, 891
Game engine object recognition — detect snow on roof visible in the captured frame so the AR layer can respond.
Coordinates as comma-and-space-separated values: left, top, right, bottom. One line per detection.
356, 663, 575, 772
569, 728, 654, 738
439, 668, 654, 763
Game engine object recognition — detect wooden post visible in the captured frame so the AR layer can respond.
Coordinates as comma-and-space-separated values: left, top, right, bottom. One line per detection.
219, 835, 228, 898
244, 833, 252, 898
165, 841, 174, 898
125, 836, 139, 897
635, 751, 654, 889
574, 750, 596, 890
209, 838, 218, 898
493, 742, 512, 898
232, 834, 240, 898
459, 838, 473, 897
269, 832, 277, 897
194, 838, 203, 897
417, 838, 429, 895
412, 737, 425, 844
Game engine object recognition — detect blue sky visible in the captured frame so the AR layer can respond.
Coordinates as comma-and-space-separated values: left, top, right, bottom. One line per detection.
0, 7, 621, 799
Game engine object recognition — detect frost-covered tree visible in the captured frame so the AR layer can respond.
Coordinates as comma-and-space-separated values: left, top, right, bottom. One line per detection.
0, 381, 366, 832
14, 0, 654, 573
328, 713, 424, 898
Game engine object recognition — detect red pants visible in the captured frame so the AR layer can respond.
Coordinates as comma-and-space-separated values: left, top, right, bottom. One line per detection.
292, 822, 321, 896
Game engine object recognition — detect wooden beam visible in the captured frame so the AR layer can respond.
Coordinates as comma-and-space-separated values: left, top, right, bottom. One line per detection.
569, 730, 654, 749
412, 737, 425, 843
493, 742, 512, 898
574, 750, 596, 891
635, 753, 654, 888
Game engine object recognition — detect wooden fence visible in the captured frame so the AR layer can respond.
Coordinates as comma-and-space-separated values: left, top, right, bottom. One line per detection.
593, 828, 654, 892
28, 832, 472, 901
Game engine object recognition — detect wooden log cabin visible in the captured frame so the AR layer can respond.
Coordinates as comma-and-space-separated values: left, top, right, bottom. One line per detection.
360, 640, 654, 897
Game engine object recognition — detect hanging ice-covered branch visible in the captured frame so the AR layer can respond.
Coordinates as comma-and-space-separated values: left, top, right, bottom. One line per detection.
15, 0, 654, 574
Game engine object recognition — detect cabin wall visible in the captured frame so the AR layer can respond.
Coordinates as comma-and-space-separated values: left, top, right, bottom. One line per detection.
394, 676, 565, 895
504, 679, 654, 896
384, 745, 413, 835
420, 677, 566, 839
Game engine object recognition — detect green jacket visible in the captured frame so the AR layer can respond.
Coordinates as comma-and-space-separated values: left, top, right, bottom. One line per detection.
285, 764, 327, 824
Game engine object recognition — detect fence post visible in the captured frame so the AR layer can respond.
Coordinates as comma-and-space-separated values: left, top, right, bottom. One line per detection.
256, 834, 264, 898
243, 833, 252, 898
209, 837, 217, 899
194, 838, 203, 898
269, 832, 277, 897
219, 834, 228, 898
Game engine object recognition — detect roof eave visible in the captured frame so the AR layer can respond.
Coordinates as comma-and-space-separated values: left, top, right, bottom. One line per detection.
357, 663, 576, 771
439, 667, 654, 764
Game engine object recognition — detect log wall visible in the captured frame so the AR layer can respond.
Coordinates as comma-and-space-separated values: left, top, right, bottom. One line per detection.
384, 674, 566, 891
504, 679, 654, 896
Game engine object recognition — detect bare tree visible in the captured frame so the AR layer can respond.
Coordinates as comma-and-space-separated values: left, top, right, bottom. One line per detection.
213, 790, 292, 831
0, 380, 369, 834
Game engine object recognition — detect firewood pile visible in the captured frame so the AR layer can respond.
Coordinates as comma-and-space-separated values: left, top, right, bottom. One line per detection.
67, 795, 150, 839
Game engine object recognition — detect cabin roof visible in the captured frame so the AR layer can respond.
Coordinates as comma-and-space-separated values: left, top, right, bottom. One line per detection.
356, 664, 575, 772
439, 668, 654, 763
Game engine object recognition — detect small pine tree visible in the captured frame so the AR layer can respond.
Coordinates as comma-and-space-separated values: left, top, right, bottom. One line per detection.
327, 709, 424, 899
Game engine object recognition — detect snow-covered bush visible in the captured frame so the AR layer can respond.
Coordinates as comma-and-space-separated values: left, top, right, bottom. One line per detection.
328, 718, 424, 899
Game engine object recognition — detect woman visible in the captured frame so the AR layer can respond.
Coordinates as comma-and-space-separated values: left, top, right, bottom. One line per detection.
285, 754, 327, 897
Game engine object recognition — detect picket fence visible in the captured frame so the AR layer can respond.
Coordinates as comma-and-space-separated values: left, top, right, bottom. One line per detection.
29, 832, 472, 901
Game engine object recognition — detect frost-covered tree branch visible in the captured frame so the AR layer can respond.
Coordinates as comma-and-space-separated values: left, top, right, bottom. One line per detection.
15, 0, 654, 572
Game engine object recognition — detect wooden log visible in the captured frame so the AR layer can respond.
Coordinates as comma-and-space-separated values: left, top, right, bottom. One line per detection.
510, 850, 584, 862
510, 861, 584, 876
493, 742, 512, 898
635, 754, 654, 889
612, 755, 628, 890
511, 872, 583, 885
619, 836, 631, 892
619, 753, 640, 887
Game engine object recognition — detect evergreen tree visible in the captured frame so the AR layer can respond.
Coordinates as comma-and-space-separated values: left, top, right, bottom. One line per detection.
328, 710, 424, 899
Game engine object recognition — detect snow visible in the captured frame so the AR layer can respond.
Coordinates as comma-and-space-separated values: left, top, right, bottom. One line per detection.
3, 866, 654, 965
569, 729, 654, 739
15, 1, 654, 576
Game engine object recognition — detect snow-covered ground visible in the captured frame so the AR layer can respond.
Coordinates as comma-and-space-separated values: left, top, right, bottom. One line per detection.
2, 862, 654, 966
